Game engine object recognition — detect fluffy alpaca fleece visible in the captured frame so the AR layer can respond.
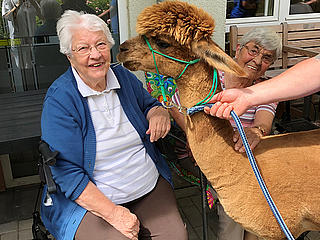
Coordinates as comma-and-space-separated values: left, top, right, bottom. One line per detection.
117, 1, 320, 239
136, 1, 215, 47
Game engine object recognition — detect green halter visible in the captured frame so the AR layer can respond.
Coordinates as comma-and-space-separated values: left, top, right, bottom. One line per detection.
143, 35, 218, 106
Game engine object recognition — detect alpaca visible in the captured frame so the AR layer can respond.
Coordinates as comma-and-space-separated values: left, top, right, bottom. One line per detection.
117, 1, 320, 239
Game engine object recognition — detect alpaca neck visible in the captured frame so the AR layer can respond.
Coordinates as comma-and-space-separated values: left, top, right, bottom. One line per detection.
176, 64, 248, 186
176, 63, 235, 147
176, 64, 217, 108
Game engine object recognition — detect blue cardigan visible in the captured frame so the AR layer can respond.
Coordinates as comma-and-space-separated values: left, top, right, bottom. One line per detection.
40, 64, 173, 240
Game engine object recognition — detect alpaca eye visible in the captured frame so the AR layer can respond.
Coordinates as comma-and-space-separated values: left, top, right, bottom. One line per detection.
156, 40, 170, 49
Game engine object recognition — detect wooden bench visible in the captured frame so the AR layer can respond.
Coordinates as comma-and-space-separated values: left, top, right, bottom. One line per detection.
0, 89, 46, 189
281, 22, 320, 69
228, 22, 320, 131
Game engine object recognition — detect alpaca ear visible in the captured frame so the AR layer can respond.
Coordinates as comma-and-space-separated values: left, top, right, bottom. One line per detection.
191, 39, 247, 77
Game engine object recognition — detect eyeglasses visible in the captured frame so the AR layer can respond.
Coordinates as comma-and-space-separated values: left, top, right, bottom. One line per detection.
72, 41, 109, 56
243, 45, 275, 64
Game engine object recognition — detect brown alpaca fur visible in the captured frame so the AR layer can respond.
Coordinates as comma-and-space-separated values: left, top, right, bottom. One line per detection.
117, 1, 320, 239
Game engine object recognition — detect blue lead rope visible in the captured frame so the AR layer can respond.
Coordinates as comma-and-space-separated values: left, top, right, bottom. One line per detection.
187, 104, 295, 240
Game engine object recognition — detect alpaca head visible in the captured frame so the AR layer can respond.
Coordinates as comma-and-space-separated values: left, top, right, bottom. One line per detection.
117, 1, 246, 79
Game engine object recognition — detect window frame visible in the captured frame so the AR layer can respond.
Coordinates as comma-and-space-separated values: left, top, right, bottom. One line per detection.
226, 0, 280, 25
225, 0, 320, 31
117, 0, 128, 43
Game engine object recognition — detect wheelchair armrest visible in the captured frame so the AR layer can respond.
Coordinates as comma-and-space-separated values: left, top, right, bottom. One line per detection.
38, 141, 58, 194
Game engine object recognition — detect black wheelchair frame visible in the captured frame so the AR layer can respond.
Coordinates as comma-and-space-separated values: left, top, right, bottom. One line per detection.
32, 140, 58, 240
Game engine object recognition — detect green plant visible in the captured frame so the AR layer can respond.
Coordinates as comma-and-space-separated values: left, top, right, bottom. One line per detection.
86, 0, 111, 15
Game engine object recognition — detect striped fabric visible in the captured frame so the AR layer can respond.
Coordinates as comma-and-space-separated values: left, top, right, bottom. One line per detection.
73, 67, 159, 204
218, 70, 278, 128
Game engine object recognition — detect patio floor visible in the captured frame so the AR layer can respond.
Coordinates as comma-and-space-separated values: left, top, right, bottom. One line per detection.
0, 173, 319, 240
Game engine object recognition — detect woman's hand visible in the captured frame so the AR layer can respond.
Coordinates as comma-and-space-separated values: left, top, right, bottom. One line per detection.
106, 205, 140, 240
76, 182, 140, 240
233, 127, 263, 153
146, 106, 171, 142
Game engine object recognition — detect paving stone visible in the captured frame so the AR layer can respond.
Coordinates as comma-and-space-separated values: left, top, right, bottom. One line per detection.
306, 231, 320, 239
0, 221, 17, 234
186, 223, 200, 240
18, 219, 32, 231
194, 226, 217, 240
177, 197, 196, 208
181, 205, 203, 228
0, 190, 15, 224
18, 229, 33, 240
1, 231, 18, 240
175, 186, 201, 198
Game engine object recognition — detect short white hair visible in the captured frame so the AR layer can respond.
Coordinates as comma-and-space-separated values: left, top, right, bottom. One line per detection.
239, 28, 282, 60
56, 10, 115, 56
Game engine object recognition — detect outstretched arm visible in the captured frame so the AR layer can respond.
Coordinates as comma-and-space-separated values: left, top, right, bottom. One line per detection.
303, 0, 317, 5
98, 8, 110, 18
203, 88, 252, 119
204, 56, 320, 119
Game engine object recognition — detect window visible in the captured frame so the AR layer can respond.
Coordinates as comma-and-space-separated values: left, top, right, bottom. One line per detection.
289, 0, 320, 15
227, 0, 275, 19
226, 0, 320, 28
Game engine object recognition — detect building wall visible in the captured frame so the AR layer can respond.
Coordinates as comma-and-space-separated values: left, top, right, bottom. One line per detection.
126, 0, 157, 40
182, 0, 227, 49
125, 0, 227, 49
122, 0, 157, 81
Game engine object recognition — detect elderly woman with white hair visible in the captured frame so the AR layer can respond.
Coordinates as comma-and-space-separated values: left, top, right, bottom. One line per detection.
40, 10, 188, 240
216, 28, 282, 240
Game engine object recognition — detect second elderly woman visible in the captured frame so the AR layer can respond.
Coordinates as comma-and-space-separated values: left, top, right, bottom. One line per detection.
216, 28, 282, 240
40, 10, 187, 240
